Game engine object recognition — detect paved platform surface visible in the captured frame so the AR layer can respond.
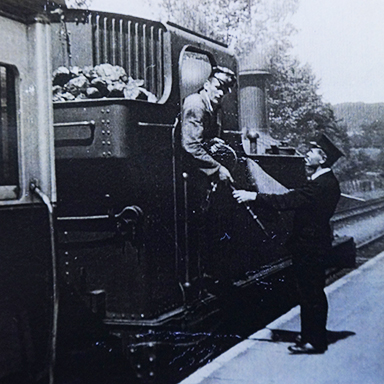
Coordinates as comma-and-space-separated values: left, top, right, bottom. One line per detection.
180, 251, 384, 384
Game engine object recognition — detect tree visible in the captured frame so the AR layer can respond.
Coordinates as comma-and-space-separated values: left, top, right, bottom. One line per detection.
267, 52, 349, 150
360, 120, 384, 148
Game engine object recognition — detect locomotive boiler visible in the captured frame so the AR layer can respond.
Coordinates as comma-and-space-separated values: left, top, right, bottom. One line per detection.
0, 1, 353, 383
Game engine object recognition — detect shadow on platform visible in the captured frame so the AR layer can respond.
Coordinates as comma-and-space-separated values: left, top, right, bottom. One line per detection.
251, 329, 356, 346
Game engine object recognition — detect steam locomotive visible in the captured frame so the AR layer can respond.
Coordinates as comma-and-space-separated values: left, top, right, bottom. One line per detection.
0, 1, 353, 382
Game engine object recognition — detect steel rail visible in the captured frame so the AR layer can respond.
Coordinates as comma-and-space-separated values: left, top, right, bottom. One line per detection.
332, 196, 384, 223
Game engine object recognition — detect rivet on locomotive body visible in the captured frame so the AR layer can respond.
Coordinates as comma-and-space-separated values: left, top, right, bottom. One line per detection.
106, 120, 110, 124
102, 152, 107, 157
149, 372, 154, 377
101, 130, 105, 135
101, 109, 105, 114
140, 313, 144, 318
102, 140, 106, 145
106, 109, 110, 113
106, 130, 111, 135
107, 141, 111, 145
107, 151, 112, 157
101, 119, 105, 124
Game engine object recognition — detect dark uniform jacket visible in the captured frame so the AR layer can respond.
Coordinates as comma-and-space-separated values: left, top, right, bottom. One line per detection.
181, 91, 222, 177
255, 170, 341, 260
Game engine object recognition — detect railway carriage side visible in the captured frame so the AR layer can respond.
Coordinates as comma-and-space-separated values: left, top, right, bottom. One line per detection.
0, 2, 58, 381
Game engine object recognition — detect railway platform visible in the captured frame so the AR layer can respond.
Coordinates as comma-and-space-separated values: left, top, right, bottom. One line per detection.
179, 250, 384, 384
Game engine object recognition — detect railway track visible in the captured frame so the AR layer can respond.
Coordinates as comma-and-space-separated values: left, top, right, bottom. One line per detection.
332, 195, 384, 248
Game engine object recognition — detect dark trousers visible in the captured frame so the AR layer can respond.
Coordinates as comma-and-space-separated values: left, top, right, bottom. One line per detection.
292, 255, 328, 350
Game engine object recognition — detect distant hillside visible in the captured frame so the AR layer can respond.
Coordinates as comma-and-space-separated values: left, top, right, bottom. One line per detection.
332, 102, 384, 134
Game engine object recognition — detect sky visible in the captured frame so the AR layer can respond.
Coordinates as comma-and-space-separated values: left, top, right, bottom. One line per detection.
290, 0, 384, 105
87, 0, 384, 105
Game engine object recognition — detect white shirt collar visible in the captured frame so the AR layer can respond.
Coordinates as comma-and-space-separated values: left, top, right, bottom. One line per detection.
310, 167, 331, 180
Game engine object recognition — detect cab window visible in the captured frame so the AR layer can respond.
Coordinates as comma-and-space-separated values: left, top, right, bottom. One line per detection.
180, 49, 213, 100
0, 64, 18, 199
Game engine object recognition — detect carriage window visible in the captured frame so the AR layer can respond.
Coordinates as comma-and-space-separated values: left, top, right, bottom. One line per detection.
180, 50, 213, 100
0, 65, 19, 199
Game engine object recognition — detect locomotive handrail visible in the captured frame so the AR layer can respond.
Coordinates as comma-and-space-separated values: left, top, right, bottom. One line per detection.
137, 121, 177, 128
53, 120, 96, 128
222, 130, 242, 135
58, 214, 109, 221
57, 205, 143, 222
29, 179, 58, 384
54, 120, 96, 147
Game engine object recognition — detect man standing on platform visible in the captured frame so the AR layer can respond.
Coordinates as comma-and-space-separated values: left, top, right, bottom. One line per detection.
233, 133, 344, 354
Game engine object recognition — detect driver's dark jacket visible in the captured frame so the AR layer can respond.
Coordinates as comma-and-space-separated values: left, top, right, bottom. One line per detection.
254, 171, 341, 260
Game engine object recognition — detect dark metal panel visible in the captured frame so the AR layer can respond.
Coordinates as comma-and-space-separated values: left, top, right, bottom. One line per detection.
54, 102, 132, 159
0, 206, 52, 377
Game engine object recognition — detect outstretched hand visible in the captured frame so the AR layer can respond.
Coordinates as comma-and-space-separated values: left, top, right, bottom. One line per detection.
232, 190, 257, 204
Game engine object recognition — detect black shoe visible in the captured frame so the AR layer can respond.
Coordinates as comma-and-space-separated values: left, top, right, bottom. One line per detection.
288, 343, 327, 354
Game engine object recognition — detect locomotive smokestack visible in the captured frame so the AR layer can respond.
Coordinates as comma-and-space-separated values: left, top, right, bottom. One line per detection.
238, 49, 270, 154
